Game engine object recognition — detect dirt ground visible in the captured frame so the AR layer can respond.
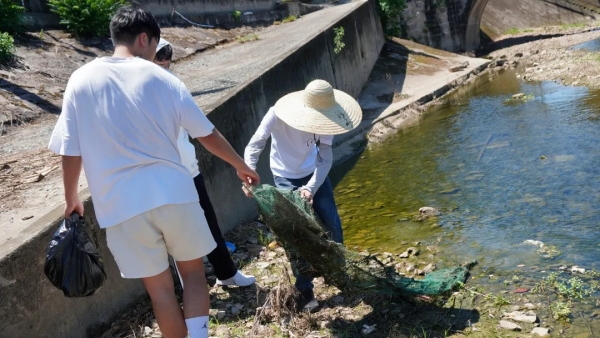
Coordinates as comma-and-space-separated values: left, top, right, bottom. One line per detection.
3, 20, 600, 338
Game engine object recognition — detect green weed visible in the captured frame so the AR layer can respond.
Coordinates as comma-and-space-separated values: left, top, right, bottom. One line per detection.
0, 32, 15, 63
48, 0, 127, 37
333, 26, 345, 54
232, 10, 242, 22
237, 33, 260, 43
0, 0, 25, 33
281, 15, 297, 23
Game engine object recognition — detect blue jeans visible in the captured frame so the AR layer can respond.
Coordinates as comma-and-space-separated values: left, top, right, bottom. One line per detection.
273, 175, 343, 292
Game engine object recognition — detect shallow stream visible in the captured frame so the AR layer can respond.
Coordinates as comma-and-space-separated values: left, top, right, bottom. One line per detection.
331, 68, 600, 335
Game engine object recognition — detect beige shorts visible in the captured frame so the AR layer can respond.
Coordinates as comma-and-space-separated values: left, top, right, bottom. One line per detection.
106, 202, 216, 279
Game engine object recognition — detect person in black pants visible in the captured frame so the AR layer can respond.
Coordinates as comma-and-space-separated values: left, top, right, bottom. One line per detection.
156, 38, 255, 287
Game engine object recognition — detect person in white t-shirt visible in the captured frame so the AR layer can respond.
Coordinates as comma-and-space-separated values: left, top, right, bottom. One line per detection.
154, 39, 255, 287
48, 6, 259, 338
243, 79, 362, 312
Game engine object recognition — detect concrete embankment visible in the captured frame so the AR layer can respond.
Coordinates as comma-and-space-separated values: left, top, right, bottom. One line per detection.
0, 1, 384, 337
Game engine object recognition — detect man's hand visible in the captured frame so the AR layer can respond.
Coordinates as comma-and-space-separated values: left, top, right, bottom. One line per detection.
65, 196, 84, 218
242, 182, 253, 198
238, 164, 260, 198
197, 129, 261, 194
300, 189, 313, 205
236, 164, 260, 186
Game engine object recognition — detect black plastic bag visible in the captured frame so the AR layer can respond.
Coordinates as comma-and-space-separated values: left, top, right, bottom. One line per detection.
44, 212, 107, 297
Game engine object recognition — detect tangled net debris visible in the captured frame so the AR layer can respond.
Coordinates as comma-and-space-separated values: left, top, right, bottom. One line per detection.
250, 184, 471, 301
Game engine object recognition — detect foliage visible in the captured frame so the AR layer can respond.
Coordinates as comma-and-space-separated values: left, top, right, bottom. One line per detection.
0, 32, 15, 63
48, 0, 127, 38
550, 301, 572, 321
232, 10, 242, 23
333, 26, 345, 54
532, 271, 598, 323
281, 15, 297, 23
376, 0, 406, 36
0, 0, 25, 34
237, 33, 260, 43
504, 27, 533, 35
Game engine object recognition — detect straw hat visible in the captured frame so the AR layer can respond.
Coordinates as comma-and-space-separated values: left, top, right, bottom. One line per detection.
273, 80, 362, 135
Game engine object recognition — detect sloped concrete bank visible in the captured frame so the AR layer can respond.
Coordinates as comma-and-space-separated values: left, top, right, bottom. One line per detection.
0, 1, 384, 338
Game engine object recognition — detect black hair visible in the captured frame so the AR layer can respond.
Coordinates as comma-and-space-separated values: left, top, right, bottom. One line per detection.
155, 44, 173, 62
109, 4, 161, 46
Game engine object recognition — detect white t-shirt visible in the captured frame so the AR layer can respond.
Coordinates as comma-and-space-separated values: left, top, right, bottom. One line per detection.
178, 127, 200, 177
48, 57, 214, 228
251, 108, 333, 179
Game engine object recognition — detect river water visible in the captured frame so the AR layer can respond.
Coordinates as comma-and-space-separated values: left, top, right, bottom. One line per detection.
331, 68, 600, 333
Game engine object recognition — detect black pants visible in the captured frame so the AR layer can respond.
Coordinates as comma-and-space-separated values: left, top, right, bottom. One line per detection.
194, 173, 237, 280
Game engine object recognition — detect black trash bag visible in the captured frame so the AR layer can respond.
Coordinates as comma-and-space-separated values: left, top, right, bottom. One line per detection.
44, 212, 107, 297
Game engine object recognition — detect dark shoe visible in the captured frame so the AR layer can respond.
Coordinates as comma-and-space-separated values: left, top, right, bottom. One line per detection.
298, 289, 320, 313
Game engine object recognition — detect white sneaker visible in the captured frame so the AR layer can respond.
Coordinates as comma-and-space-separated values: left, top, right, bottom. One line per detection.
215, 270, 256, 286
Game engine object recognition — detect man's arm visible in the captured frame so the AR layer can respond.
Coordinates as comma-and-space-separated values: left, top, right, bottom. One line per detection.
197, 129, 260, 185
62, 155, 84, 217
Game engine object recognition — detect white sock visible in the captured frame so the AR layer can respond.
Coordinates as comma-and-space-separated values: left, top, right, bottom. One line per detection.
185, 316, 209, 338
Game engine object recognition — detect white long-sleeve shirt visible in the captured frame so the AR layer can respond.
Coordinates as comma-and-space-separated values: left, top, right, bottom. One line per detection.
244, 107, 333, 193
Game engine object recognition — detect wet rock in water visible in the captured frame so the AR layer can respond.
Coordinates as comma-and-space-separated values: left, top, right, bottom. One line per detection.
419, 207, 440, 216
498, 320, 522, 331
422, 263, 436, 274
531, 327, 550, 337
514, 287, 530, 293
503, 310, 537, 323
399, 247, 419, 258
512, 93, 526, 100
570, 265, 585, 274
523, 239, 544, 248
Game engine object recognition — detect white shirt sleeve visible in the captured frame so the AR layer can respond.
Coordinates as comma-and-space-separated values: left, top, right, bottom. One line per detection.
244, 108, 277, 169
48, 81, 81, 156
177, 81, 215, 139
301, 143, 332, 193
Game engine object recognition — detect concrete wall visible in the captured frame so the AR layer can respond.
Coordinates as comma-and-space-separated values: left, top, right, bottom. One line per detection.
0, 199, 147, 338
20, 0, 315, 30
399, 0, 599, 53
481, 0, 596, 40
400, 0, 476, 52
0, 1, 384, 337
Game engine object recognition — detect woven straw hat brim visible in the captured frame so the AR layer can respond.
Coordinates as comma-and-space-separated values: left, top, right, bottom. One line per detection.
273, 89, 362, 135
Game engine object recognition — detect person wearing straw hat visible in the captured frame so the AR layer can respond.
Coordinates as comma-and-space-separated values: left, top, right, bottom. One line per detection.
244, 79, 362, 312
154, 38, 256, 288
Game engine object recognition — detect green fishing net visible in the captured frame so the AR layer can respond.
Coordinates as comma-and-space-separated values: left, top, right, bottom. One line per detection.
251, 184, 470, 299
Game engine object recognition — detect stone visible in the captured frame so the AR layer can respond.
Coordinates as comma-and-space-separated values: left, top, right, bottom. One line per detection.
419, 207, 440, 216
531, 327, 550, 337
216, 310, 227, 320
499, 320, 522, 331
503, 310, 537, 323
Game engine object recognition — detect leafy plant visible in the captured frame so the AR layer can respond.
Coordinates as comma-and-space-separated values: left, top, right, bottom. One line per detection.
0, 0, 25, 34
48, 0, 127, 38
376, 0, 407, 36
333, 26, 345, 54
0, 32, 15, 63
232, 10, 242, 23
550, 301, 571, 322
281, 15, 297, 23
236, 33, 260, 43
